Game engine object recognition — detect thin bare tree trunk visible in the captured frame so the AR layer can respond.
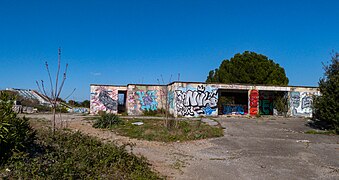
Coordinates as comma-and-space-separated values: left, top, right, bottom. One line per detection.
52, 105, 56, 135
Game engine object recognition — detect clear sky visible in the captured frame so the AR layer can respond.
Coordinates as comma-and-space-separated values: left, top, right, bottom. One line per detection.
1, 0, 338, 101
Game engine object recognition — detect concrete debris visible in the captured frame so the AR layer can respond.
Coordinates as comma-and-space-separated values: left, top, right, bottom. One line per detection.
132, 122, 144, 126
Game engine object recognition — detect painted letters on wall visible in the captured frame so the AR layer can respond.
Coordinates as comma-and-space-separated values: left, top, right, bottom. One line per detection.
249, 90, 259, 115
90, 86, 118, 114
259, 91, 274, 115
127, 85, 166, 115
223, 105, 246, 115
290, 91, 317, 117
175, 85, 218, 117
136, 90, 158, 111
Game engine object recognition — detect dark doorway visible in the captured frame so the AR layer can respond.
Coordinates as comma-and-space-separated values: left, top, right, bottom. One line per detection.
259, 91, 288, 115
259, 91, 274, 115
118, 91, 127, 113
218, 89, 248, 115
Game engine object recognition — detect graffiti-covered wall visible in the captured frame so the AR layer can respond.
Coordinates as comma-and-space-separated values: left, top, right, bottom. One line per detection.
90, 85, 126, 114
90, 83, 319, 118
289, 88, 320, 117
171, 83, 218, 117
127, 85, 167, 115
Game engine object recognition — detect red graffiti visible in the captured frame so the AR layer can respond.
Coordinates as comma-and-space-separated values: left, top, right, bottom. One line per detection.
250, 90, 259, 116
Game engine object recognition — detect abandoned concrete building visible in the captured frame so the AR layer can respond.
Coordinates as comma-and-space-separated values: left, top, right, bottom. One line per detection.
90, 82, 319, 118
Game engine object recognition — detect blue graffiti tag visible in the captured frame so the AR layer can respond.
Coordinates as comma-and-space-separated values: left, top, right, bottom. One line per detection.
223, 105, 245, 115
136, 90, 158, 111
167, 91, 174, 109
203, 104, 216, 115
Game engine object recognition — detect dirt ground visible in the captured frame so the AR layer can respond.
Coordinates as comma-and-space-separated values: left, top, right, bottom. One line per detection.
24, 114, 339, 180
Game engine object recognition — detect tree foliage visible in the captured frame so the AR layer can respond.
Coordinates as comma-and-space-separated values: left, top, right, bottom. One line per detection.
68, 100, 90, 108
313, 52, 339, 133
206, 51, 289, 86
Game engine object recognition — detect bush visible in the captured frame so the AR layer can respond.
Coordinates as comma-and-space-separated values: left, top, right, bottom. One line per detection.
0, 92, 36, 165
1, 129, 160, 179
274, 94, 289, 116
93, 114, 124, 129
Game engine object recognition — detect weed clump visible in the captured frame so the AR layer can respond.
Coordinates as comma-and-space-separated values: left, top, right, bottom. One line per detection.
92, 113, 124, 129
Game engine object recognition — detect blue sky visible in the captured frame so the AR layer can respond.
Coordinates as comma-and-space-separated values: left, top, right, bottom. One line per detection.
1, 0, 338, 101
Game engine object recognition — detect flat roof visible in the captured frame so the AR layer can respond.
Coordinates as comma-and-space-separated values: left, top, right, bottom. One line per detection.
91, 81, 318, 89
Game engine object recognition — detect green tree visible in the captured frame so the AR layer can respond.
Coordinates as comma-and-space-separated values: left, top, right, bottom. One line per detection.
80, 100, 90, 108
68, 100, 79, 107
206, 51, 289, 86
313, 52, 339, 133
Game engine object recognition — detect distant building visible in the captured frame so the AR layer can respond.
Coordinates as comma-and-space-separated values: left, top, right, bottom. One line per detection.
90, 82, 319, 118
5, 88, 51, 106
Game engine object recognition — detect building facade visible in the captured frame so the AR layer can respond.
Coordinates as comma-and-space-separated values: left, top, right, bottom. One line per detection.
90, 82, 319, 118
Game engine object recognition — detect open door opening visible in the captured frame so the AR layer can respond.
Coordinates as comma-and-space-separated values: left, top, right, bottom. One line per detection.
218, 89, 248, 115
118, 91, 127, 113
259, 91, 288, 115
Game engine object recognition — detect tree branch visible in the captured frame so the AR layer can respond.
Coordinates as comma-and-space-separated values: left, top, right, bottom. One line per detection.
54, 47, 61, 99
45, 62, 54, 99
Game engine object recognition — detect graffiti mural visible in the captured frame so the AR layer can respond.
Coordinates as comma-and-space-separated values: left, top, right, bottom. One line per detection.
68, 107, 89, 113
249, 90, 259, 115
168, 91, 174, 109
290, 91, 317, 117
90, 86, 118, 114
222, 105, 246, 115
126, 85, 167, 115
259, 91, 274, 115
175, 85, 218, 116
136, 90, 158, 111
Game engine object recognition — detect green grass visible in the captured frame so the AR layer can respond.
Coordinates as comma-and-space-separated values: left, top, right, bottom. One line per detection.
305, 129, 337, 135
1, 128, 161, 179
103, 118, 224, 142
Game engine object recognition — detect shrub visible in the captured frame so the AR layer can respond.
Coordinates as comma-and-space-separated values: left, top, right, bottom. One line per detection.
274, 94, 289, 116
93, 113, 124, 129
0, 92, 36, 165
2, 129, 160, 179
143, 109, 158, 116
